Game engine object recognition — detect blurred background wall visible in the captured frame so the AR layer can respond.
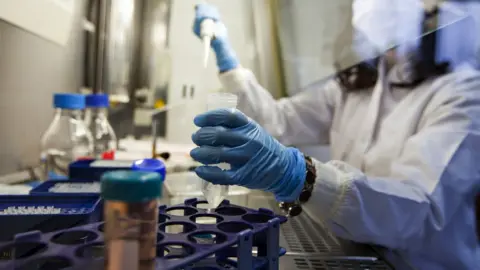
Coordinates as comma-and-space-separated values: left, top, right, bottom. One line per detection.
0, 0, 355, 176
0, 0, 87, 174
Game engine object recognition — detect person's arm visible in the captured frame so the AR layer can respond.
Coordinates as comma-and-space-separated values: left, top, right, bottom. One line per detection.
303, 70, 480, 250
219, 69, 338, 146
193, 4, 338, 146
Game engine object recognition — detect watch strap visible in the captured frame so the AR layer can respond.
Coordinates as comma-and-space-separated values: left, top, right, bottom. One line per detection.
279, 155, 316, 217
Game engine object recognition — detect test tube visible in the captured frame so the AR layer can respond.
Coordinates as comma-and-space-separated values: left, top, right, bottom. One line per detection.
202, 93, 238, 211
101, 170, 163, 270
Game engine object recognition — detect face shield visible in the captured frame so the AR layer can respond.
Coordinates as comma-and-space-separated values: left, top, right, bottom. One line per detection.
435, 1, 480, 70
275, 0, 475, 94
350, 0, 422, 61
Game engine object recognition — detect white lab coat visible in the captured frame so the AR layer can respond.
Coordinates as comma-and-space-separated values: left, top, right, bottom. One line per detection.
219, 62, 480, 269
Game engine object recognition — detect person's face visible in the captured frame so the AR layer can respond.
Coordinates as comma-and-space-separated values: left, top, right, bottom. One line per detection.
384, 49, 399, 69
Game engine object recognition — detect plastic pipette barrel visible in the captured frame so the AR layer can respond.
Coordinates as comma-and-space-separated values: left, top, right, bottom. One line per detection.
200, 19, 215, 68
101, 170, 163, 270
196, 0, 215, 68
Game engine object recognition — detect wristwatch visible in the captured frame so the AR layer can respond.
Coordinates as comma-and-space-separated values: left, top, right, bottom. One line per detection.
279, 155, 316, 217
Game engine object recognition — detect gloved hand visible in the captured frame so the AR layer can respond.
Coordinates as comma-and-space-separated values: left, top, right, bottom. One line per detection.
193, 4, 239, 72
190, 109, 306, 202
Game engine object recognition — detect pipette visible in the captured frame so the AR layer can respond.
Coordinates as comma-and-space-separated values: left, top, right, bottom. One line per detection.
197, 1, 215, 68
200, 19, 215, 68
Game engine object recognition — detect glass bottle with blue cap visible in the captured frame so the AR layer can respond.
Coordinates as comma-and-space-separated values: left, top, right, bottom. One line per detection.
40, 93, 93, 180
84, 93, 117, 160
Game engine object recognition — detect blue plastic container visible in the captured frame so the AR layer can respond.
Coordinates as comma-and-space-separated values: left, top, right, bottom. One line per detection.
69, 158, 166, 181
0, 194, 102, 242
69, 159, 133, 181
30, 180, 100, 196
0, 199, 287, 270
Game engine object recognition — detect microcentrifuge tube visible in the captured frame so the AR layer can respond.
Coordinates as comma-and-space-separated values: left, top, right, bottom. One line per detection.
202, 93, 238, 210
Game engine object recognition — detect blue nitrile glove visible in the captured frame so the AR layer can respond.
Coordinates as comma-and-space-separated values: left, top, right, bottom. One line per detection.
193, 4, 239, 73
190, 109, 306, 202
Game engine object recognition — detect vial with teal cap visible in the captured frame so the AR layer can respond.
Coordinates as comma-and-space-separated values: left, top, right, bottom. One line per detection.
101, 170, 164, 270
40, 93, 93, 180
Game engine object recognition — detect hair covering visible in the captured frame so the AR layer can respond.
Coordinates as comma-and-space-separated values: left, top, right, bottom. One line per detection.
352, 0, 425, 58
352, 0, 480, 69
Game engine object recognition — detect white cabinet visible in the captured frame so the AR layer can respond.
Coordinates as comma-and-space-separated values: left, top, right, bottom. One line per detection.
0, 0, 75, 46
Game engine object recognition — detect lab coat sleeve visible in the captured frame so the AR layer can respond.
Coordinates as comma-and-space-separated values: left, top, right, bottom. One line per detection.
218, 68, 339, 146
303, 70, 480, 250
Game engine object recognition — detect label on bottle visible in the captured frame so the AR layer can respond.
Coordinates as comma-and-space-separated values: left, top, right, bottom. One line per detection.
104, 201, 158, 270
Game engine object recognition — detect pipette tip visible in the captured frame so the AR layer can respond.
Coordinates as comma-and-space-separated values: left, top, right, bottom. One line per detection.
203, 37, 211, 68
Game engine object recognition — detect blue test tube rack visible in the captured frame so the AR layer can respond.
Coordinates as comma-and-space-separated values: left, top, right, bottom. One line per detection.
0, 198, 287, 270
0, 195, 102, 242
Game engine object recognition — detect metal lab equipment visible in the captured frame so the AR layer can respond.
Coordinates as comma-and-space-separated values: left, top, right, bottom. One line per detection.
84, 0, 172, 140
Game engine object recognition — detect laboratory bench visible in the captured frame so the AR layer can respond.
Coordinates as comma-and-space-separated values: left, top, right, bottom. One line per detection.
0, 170, 411, 269
0, 135, 413, 269
163, 172, 412, 270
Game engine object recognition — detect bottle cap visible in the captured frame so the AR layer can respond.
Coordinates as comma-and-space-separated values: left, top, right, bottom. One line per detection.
101, 171, 163, 202
132, 159, 167, 180
53, 93, 85, 110
86, 94, 110, 108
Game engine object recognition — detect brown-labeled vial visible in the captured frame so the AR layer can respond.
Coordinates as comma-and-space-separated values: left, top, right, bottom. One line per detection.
101, 170, 163, 270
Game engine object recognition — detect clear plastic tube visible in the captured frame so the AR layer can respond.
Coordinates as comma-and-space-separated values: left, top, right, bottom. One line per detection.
202, 93, 238, 210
